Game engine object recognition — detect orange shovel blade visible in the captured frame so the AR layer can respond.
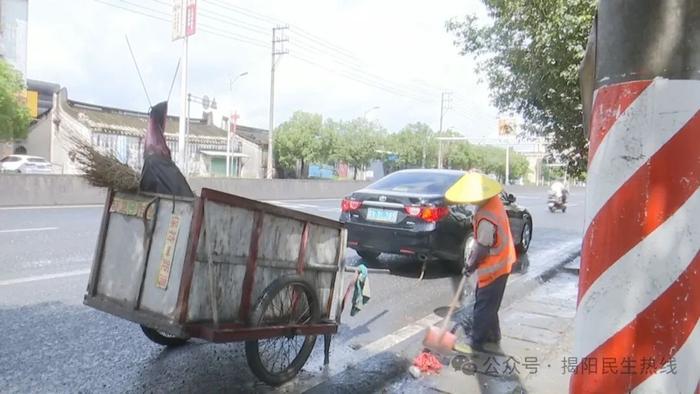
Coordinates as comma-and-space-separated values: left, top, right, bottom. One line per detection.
422, 326, 456, 355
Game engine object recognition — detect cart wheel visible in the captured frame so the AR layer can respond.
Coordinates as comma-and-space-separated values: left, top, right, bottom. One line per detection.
140, 325, 189, 347
245, 275, 321, 386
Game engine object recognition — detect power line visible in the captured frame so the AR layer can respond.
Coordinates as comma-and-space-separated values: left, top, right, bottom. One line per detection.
92, 0, 439, 104
112, 0, 270, 49
289, 54, 432, 103
202, 0, 438, 97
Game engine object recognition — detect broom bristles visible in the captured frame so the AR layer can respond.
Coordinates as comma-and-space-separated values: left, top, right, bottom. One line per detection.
65, 133, 140, 192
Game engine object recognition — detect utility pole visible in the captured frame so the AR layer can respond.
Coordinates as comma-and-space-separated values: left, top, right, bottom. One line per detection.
178, 35, 189, 172
174, 0, 196, 172
437, 91, 452, 169
267, 25, 289, 179
573, 1, 700, 392
505, 142, 510, 185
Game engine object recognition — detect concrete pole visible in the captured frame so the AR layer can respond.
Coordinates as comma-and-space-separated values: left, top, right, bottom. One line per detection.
504, 141, 510, 185
225, 117, 231, 177
573, 1, 700, 392
437, 93, 445, 169
266, 46, 275, 179
178, 36, 188, 171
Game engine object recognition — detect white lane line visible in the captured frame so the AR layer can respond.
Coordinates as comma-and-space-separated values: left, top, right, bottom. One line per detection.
0, 269, 90, 286
357, 313, 442, 356
264, 198, 341, 203
0, 204, 102, 211
0, 226, 58, 234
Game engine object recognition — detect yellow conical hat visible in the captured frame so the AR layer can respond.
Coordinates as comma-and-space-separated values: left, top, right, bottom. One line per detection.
445, 172, 503, 204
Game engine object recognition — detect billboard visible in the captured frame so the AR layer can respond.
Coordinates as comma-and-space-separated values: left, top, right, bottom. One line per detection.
172, 0, 197, 41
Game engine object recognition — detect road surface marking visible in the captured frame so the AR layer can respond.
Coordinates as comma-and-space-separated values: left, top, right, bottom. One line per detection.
0, 226, 58, 234
0, 204, 103, 211
358, 313, 442, 356
264, 198, 341, 203
0, 269, 90, 286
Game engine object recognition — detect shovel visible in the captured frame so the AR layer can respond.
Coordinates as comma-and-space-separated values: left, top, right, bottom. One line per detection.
422, 273, 471, 355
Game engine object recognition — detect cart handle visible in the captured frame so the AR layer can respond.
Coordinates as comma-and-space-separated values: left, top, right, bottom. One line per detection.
142, 197, 159, 238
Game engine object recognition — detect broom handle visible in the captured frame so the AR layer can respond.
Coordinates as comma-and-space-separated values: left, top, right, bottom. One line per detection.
440, 274, 468, 332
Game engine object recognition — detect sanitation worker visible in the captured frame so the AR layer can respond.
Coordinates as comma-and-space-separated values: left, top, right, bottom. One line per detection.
445, 172, 517, 351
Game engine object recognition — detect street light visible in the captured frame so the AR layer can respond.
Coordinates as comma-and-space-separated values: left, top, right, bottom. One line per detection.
230, 71, 248, 91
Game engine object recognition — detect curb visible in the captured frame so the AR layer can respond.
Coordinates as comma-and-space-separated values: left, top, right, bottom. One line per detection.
304, 241, 582, 393
500, 243, 582, 311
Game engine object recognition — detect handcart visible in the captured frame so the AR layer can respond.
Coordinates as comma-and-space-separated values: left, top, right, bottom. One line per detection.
83, 188, 347, 386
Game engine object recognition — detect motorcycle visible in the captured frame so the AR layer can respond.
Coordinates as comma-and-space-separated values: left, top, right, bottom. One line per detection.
548, 192, 567, 213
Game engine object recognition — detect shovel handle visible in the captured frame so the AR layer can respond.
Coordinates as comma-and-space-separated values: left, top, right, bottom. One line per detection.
440, 274, 468, 331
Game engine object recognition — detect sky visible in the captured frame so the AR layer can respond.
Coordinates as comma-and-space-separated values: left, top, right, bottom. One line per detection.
26, 0, 504, 141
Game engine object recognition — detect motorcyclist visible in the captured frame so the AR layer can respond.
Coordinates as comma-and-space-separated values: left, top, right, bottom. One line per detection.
549, 179, 568, 204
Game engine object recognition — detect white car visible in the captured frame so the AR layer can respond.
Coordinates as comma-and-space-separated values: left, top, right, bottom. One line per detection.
0, 155, 53, 174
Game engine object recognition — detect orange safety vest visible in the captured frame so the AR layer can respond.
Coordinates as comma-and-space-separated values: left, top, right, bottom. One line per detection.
473, 195, 516, 288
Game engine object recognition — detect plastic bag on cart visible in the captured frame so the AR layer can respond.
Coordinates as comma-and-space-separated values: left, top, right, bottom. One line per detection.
139, 101, 194, 198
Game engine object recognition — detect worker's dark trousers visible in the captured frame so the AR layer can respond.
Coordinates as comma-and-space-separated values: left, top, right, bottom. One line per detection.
472, 273, 509, 345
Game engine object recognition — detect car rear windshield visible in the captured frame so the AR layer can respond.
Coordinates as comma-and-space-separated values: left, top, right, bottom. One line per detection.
367, 172, 463, 194
28, 158, 47, 163
1, 156, 21, 162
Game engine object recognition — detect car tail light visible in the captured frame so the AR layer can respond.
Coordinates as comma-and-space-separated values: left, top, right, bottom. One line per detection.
341, 198, 362, 212
404, 206, 422, 216
404, 205, 449, 223
420, 206, 449, 222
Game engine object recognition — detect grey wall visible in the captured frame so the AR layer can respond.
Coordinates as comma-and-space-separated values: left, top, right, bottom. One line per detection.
0, 174, 107, 206
0, 174, 372, 207
0, 174, 582, 207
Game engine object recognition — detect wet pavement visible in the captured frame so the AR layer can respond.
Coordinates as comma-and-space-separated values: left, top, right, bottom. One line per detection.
0, 191, 584, 393
384, 266, 580, 394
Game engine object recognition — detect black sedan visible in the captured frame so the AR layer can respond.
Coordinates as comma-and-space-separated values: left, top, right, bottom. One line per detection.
339, 169, 533, 273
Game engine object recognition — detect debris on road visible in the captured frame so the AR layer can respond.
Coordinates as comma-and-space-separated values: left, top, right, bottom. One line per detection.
412, 350, 443, 375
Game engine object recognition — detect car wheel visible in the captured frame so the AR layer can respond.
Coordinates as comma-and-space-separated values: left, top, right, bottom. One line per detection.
516, 217, 532, 254
356, 250, 380, 261
449, 232, 474, 275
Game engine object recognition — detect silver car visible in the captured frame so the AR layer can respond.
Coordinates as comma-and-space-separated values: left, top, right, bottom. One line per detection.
0, 155, 53, 174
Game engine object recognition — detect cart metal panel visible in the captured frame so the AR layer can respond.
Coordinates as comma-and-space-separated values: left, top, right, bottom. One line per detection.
85, 188, 346, 340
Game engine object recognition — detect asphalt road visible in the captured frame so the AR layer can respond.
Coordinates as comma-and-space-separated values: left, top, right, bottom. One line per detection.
0, 189, 584, 393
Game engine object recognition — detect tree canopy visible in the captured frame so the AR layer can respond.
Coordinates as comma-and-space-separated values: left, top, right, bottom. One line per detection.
0, 59, 31, 141
446, 0, 596, 176
273, 111, 334, 178
273, 111, 531, 182
334, 118, 385, 180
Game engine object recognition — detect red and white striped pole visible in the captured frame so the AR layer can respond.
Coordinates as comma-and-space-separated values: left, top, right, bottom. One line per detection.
573, 2, 700, 393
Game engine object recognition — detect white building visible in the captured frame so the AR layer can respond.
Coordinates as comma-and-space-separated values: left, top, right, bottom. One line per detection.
22, 87, 269, 178
0, 0, 28, 78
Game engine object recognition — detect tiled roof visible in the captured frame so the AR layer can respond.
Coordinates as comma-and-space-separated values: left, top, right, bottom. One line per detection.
60, 93, 268, 146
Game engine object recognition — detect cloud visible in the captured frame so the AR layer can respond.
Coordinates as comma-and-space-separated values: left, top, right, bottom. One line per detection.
27, 0, 499, 138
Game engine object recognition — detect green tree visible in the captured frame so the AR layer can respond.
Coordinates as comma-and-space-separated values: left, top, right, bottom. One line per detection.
445, 141, 475, 170
335, 118, 385, 180
0, 59, 31, 141
446, 0, 596, 176
274, 111, 331, 178
387, 122, 437, 169
450, 144, 530, 183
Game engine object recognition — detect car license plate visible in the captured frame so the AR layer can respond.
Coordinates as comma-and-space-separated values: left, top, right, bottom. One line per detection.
366, 208, 398, 223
